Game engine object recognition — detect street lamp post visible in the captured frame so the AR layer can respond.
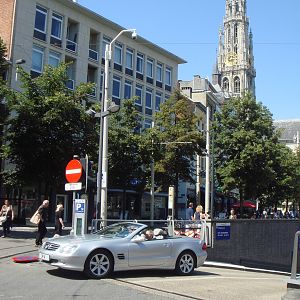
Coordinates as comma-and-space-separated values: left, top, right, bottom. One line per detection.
101, 29, 137, 223
205, 106, 211, 215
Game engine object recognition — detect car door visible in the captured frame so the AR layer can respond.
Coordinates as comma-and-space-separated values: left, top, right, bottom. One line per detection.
128, 238, 172, 267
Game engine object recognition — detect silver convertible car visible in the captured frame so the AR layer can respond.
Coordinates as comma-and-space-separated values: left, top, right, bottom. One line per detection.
39, 222, 207, 279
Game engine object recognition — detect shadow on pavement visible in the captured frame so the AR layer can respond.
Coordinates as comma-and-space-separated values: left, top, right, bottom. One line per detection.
46, 267, 219, 281
47, 268, 87, 280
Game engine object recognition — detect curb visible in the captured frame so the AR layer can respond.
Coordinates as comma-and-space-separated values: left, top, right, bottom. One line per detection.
204, 261, 291, 276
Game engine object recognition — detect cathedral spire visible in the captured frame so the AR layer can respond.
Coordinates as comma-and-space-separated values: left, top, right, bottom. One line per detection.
214, 0, 256, 98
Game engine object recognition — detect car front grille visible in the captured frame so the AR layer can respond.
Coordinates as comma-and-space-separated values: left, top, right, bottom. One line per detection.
43, 242, 60, 251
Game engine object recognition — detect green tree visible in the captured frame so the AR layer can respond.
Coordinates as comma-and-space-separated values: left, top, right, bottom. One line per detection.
152, 90, 205, 208
107, 99, 153, 215
0, 37, 9, 196
2, 63, 98, 200
213, 93, 283, 215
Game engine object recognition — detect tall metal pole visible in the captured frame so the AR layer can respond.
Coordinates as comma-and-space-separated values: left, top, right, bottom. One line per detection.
100, 29, 136, 224
196, 154, 201, 204
100, 43, 110, 224
205, 106, 210, 215
150, 121, 155, 222
95, 74, 105, 220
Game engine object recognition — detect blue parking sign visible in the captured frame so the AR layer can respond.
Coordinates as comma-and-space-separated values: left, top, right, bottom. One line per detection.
75, 202, 85, 213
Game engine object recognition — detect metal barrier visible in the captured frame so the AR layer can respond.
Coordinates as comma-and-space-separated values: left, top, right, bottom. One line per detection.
291, 231, 300, 280
90, 218, 210, 246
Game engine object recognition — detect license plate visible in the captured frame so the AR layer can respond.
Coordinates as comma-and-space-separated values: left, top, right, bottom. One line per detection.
39, 253, 50, 262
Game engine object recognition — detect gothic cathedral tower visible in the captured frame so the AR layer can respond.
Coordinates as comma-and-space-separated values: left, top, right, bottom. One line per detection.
212, 0, 256, 97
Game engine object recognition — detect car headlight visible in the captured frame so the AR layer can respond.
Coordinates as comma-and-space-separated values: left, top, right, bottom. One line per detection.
58, 244, 79, 254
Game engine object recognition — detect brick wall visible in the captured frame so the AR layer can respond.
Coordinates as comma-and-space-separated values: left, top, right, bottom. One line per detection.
207, 219, 300, 272
0, 0, 16, 57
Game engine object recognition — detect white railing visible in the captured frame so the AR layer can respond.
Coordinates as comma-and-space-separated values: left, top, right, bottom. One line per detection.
89, 48, 98, 61
66, 39, 77, 53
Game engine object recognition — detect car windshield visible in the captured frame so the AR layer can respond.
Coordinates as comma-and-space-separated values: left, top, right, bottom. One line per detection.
95, 223, 143, 238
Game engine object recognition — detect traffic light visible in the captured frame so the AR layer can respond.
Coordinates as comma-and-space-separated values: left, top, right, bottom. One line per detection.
80, 155, 96, 192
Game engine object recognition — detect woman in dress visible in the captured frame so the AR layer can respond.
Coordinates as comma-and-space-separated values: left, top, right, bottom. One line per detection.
54, 203, 65, 236
0, 199, 14, 238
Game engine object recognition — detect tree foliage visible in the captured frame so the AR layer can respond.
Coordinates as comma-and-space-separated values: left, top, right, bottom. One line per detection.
107, 99, 152, 192
213, 93, 298, 209
152, 89, 205, 191
2, 64, 98, 195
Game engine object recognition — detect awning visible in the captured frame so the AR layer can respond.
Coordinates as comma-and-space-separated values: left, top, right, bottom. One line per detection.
232, 201, 256, 208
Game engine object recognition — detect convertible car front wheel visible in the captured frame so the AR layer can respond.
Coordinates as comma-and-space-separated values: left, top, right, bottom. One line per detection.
175, 251, 195, 275
84, 249, 114, 279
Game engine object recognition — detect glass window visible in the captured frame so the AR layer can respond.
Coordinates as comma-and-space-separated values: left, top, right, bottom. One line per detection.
147, 58, 153, 78
135, 84, 143, 105
136, 53, 144, 74
34, 5, 47, 33
223, 77, 229, 91
165, 66, 172, 86
51, 13, 63, 39
114, 42, 122, 65
234, 76, 240, 93
126, 48, 133, 69
31, 45, 44, 73
102, 36, 110, 59
124, 80, 132, 99
144, 119, 152, 129
156, 62, 163, 82
155, 92, 162, 111
146, 88, 152, 109
112, 76, 121, 99
48, 51, 60, 67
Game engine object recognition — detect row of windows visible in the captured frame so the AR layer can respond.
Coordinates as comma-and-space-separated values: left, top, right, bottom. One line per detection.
111, 75, 168, 112
33, 4, 173, 89
31, 44, 170, 113
223, 76, 241, 93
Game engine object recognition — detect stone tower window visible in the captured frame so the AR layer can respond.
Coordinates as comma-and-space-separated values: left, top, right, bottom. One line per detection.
234, 24, 238, 43
234, 76, 240, 93
223, 77, 229, 91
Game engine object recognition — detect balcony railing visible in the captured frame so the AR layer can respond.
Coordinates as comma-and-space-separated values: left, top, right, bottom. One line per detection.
66, 39, 77, 53
89, 49, 99, 61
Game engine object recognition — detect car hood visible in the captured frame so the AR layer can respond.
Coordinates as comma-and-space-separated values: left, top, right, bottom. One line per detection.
47, 234, 123, 246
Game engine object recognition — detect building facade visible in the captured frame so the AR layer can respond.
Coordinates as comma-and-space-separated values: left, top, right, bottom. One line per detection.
0, 0, 186, 221
212, 0, 256, 98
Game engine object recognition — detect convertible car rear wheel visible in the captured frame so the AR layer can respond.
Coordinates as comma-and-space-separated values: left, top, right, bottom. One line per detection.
175, 251, 195, 275
84, 249, 113, 279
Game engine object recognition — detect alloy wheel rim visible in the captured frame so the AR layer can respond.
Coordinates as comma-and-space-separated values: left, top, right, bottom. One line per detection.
179, 254, 194, 273
90, 253, 110, 276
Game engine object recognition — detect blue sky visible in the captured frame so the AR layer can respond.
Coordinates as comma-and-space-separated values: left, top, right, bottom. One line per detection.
79, 0, 300, 120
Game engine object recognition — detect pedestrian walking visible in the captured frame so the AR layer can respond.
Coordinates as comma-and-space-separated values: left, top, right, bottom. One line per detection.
229, 209, 237, 220
186, 202, 194, 221
54, 203, 65, 237
194, 205, 205, 220
35, 199, 49, 247
0, 199, 14, 237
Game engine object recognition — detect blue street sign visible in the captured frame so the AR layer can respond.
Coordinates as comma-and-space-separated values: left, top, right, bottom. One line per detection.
75, 202, 85, 213
216, 223, 231, 240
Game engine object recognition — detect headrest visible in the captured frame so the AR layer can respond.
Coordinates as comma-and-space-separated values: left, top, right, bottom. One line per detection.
153, 228, 164, 236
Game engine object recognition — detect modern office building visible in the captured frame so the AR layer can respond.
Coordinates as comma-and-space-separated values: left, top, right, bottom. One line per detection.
0, 0, 186, 220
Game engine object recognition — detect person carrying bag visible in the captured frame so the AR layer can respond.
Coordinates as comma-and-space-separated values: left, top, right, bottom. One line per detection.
0, 199, 14, 238
30, 209, 41, 225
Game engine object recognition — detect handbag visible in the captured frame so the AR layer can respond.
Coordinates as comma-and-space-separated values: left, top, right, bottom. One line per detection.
0, 215, 7, 225
30, 210, 40, 225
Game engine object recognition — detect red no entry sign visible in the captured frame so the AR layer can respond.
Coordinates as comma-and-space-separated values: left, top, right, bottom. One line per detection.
65, 159, 82, 183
